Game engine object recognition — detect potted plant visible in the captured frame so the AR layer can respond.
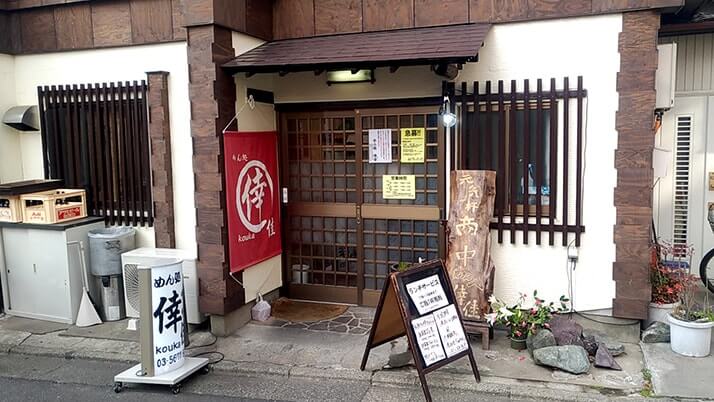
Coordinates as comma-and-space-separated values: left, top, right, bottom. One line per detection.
527, 291, 570, 334
648, 242, 691, 327
390, 261, 412, 273
668, 276, 714, 357
486, 291, 568, 350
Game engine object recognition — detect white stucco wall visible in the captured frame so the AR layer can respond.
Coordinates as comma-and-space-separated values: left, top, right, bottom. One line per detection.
231, 33, 283, 303
11, 42, 193, 251
235, 15, 622, 311
466, 15, 621, 312
0, 54, 23, 183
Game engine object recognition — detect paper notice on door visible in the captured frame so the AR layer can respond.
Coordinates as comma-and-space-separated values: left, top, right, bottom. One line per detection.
368, 129, 392, 163
411, 314, 446, 366
400, 128, 425, 163
382, 175, 416, 199
406, 275, 449, 315
433, 304, 469, 357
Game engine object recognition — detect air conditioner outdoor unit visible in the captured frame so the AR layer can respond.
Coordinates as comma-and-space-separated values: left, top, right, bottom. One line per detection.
121, 248, 207, 325
656, 43, 677, 111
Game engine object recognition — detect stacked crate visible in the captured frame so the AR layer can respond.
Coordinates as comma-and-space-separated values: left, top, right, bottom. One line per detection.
21, 189, 87, 224
0, 179, 67, 224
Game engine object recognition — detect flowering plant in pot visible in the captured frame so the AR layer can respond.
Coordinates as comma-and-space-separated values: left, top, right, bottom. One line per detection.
648, 242, 692, 327
668, 276, 714, 357
486, 291, 569, 350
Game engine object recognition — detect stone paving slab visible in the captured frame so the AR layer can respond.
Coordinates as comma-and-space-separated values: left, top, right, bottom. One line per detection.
641, 337, 714, 400
0, 316, 69, 335
0, 312, 649, 399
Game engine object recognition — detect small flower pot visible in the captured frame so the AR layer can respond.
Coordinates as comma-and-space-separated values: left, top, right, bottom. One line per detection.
646, 302, 678, 328
510, 337, 527, 350
668, 313, 714, 357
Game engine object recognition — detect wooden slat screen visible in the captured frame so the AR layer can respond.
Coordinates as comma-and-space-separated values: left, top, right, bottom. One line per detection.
37, 81, 153, 226
454, 77, 586, 246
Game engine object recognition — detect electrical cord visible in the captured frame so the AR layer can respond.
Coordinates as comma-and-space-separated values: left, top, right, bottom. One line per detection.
573, 310, 639, 326
186, 333, 218, 350
189, 351, 225, 365
564, 240, 639, 326
185, 332, 224, 364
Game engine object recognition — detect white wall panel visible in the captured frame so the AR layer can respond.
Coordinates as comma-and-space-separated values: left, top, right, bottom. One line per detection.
12, 43, 192, 252
0, 54, 23, 183
661, 34, 714, 94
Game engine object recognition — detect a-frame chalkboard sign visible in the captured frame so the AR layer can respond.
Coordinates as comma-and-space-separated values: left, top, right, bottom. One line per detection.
360, 259, 480, 402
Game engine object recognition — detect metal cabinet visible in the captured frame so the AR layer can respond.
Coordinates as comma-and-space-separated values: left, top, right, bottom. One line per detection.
0, 217, 105, 324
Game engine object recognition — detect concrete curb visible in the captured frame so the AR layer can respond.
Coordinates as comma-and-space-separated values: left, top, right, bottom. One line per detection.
1, 338, 647, 401
209, 358, 645, 401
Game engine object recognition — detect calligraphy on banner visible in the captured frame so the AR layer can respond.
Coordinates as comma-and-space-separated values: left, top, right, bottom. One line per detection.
368, 128, 392, 163
445, 171, 497, 322
151, 261, 185, 376
224, 131, 282, 272
400, 128, 425, 163
382, 175, 416, 199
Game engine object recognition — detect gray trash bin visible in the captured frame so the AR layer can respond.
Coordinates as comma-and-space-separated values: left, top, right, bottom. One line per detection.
88, 227, 135, 321
88, 227, 136, 276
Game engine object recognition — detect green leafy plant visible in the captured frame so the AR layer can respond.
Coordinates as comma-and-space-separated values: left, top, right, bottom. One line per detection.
391, 262, 412, 272
640, 368, 654, 397
486, 291, 569, 340
671, 275, 713, 323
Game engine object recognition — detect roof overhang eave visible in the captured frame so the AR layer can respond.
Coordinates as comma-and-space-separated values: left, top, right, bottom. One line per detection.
222, 55, 478, 76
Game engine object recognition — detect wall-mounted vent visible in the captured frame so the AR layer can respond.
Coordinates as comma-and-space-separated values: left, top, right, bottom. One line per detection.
2, 105, 39, 131
673, 115, 692, 253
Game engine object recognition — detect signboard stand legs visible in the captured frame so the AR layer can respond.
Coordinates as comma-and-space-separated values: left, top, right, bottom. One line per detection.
360, 260, 481, 402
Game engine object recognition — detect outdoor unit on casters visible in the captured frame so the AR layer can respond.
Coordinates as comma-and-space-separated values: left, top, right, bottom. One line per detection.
121, 248, 206, 325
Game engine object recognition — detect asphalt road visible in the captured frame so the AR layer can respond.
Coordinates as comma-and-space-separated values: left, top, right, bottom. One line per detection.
0, 353, 522, 401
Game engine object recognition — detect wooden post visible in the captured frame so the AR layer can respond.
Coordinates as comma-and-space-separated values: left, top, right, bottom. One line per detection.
445, 170, 496, 348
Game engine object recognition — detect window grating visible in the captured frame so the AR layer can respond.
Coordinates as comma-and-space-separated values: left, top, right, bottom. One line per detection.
37, 82, 153, 227
673, 115, 692, 253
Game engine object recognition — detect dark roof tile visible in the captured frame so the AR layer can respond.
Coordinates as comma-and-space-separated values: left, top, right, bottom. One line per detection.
223, 23, 490, 73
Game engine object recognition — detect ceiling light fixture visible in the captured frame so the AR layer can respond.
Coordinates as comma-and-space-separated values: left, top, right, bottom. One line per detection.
326, 69, 375, 85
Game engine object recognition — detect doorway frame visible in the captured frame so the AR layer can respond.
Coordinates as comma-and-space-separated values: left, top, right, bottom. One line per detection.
276, 97, 447, 306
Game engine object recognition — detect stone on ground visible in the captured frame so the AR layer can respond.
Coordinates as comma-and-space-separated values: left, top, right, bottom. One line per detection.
641, 322, 670, 343
594, 342, 622, 371
549, 315, 584, 347
582, 329, 625, 356
532, 345, 591, 374
384, 351, 413, 369
582, 335, 599, 356
526, 329, 556, 353
606, 342, 625, 357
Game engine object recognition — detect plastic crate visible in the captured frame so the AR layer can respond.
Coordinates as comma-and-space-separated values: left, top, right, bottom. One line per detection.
0, 195, 22, 223
21, 189, 87, 224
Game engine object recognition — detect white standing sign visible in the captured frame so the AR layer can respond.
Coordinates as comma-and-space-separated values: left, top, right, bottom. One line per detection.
411, 314, 446, 366
368, 129, 392, 163
406, 275, 449, 315
433, 304, 469, 357
151, 262, 186, 376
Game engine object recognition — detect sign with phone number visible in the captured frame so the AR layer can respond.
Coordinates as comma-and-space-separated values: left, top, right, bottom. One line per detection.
151, 261, 186, 375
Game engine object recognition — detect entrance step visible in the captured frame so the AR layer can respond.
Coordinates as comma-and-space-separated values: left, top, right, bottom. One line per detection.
567, 309, 640, 344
